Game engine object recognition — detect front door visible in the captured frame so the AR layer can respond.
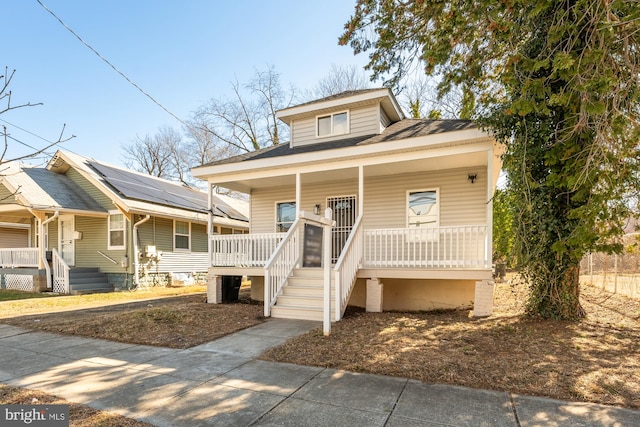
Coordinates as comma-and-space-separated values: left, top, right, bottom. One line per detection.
58, 215, 75, 266
327, 195, 357, 263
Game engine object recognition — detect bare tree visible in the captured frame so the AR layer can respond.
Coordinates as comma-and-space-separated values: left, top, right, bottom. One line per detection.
304, 64, 373, 100
190, 65, 295, 160
1, 67, 74, 166
123, 126, 188, 183
397, 74, 464, 119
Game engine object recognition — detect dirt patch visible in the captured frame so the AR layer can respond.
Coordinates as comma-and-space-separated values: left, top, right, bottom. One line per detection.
0, 384, 152, 427
260, 281, 640, 409
0, 287, 264, 349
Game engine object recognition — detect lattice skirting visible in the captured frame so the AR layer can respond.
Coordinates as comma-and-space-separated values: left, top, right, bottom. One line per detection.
2, 274, 34, 291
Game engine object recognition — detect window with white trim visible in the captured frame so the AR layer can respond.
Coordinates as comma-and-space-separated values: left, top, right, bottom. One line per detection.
317, 111, 349, 137
407, 189, 439, 228
108, 211, 126, 249
276, 201, 296, 232
174, 220, 191, 251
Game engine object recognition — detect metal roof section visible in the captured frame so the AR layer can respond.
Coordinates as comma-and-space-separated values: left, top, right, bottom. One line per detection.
0, 162, 106, 213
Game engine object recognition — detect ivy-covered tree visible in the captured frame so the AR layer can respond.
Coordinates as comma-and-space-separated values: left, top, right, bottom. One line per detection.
341, 1, 640, 319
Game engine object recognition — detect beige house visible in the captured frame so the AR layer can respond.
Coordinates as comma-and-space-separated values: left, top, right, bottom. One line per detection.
192, 88, 503, 321
0, 150, 248, 294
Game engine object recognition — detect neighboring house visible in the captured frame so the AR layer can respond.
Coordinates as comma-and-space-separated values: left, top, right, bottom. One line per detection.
191, 88, 503, 321
0, 150, 248, 294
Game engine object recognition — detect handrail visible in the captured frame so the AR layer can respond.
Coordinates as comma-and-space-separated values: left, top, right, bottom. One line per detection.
97, 250, 118, 265
333, 214, 364, 321
264, 217, 302, 317
51, 248, 70, 294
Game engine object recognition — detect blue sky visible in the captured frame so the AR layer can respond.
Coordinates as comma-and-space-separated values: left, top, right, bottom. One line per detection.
3, 1, 372, 167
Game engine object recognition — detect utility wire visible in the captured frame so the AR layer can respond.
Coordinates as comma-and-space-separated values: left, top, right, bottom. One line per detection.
36, 0, 192, 131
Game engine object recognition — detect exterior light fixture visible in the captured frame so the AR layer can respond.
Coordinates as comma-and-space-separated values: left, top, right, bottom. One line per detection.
468, 173, 478, 184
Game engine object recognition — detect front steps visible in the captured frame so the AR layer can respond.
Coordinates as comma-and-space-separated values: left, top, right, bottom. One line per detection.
68, 267, 113, 294
270, 268, 336, 321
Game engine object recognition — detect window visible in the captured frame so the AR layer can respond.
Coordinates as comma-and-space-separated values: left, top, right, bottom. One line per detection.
407, 189, 439, 228
108, 212, 126, 249
317, 111, 348, 137
174, 220, 191, 251
276, 201, 296, 232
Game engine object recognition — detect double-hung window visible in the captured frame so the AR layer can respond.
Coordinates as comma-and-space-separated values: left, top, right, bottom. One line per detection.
276, 201, 296, 232
174, 220, 191, 251
317, 111, 349, 137
108, 211, 126, 250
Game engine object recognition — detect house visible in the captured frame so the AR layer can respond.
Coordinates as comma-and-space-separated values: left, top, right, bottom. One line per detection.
191, 88, 503, 321
0, 150, 249, 294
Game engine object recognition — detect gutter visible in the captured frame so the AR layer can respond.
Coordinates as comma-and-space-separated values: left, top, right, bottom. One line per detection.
41, 211, 59, 289
133, 214, 151, 287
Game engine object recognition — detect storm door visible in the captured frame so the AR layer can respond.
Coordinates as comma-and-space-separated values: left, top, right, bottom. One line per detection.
58, 215, 75, 266
327, 195, 357, 263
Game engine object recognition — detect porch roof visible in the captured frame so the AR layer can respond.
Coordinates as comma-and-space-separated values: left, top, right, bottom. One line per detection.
198, 119, 478, 168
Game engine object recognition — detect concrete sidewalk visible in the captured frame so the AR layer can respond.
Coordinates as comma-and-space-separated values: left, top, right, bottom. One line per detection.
0, 320, 638, 426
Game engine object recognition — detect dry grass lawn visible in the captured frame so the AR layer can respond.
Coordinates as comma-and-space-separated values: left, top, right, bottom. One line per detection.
1, 280, 639, 413
261, 280, 640, 410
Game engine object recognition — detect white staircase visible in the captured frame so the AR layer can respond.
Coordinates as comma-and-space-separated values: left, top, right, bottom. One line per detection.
270, 268, 335, 321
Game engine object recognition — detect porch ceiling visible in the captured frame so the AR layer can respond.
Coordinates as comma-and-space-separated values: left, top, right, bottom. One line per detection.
215, 150, 488, 192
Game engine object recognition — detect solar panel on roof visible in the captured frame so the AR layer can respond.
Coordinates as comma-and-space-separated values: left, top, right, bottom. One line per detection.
88, 161, 247, 221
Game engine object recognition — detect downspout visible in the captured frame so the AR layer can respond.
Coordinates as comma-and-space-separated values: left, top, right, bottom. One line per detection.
133, 215, 151, 287
41, 211, 59, 289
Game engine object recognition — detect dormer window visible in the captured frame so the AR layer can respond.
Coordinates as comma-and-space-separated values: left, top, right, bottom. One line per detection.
317, 111, 349, 137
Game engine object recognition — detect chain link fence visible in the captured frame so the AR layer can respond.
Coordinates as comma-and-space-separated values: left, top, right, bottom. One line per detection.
580, 234, 640, 299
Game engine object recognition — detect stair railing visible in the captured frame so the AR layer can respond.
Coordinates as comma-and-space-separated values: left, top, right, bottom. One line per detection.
333, 214, 364, 321
51, 248, 70, 294
264, 217, 302, 317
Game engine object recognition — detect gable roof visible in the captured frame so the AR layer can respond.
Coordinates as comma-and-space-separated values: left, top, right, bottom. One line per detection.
199, 119, 477, 168
276, 88, 404, 125
46, 150, 249, 225
0, 162, 106, 214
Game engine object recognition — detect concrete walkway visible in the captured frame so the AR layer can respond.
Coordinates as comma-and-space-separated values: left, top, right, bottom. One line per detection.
0, 320, 638, 426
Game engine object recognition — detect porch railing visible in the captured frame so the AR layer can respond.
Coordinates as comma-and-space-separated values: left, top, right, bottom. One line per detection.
264, 219, 302, 317
333, 215, 363, 321
52, 248, 70, 294
363, 225, 489, 269
211, 233, 284, 267
0, 248, 39, 268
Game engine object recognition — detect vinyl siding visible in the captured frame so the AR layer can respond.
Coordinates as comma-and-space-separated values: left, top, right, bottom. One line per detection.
65, 168, 113, 209
136, 216, 207, 253
75, 216, 127, 272
291, 104, 381, 147
363, 167, 487, 229
251, 180, 360, 234
0, 183, 15, 206
250, 167, 486, 233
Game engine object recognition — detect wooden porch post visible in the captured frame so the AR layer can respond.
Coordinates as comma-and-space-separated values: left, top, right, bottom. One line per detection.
486, 149, 494, 269
358, 165, 364, 216
295, 172, 301, 218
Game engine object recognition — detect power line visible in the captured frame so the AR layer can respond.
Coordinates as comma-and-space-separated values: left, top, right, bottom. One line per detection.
36, 0, 192, 130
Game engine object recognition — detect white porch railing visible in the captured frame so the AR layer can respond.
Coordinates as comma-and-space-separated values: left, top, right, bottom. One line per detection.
52, 248, 70, 294
333, 215, 363, 321
264, 219, 302, 317
211, 233, 284, 267
363, 225, 489, 269
0, 248, 39, 268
